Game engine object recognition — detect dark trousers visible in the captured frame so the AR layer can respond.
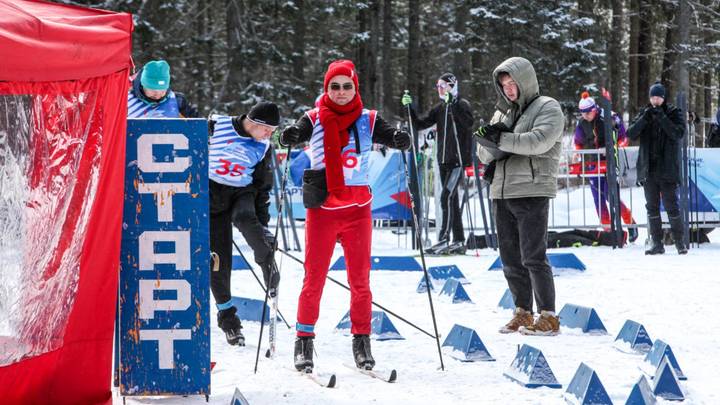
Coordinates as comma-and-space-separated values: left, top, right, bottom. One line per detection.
439, 164, 465, 242
643, 177, 680, 218
643, 176, 681, 242
493, 197, 555, 313
210, 180, 271, 305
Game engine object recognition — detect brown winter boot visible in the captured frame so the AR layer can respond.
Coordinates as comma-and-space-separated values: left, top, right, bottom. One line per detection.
520, 311, 560, 336
499, 307, 534, 334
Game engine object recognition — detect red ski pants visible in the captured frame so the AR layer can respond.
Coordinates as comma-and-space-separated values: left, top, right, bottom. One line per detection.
296, 203, 372, 337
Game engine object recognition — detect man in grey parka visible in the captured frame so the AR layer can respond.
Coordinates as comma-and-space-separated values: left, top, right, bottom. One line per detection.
475, 57, 564, 336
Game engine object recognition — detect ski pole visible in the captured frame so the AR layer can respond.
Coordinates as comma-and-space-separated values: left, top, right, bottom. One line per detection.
400, 150, 445, 371
254, 144, 292, 374
276, 247, 438, 340
404, 90, 425, 249
232, 240, 291, 329
449, 111, 477, 255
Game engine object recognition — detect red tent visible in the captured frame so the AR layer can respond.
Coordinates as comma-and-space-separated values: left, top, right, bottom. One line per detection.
0, 1, 133, 404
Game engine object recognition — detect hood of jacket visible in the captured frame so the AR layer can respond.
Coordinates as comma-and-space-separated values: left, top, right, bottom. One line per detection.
492, 57, 540, 113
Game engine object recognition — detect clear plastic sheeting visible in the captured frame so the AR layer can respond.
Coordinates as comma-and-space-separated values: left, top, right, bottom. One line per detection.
0, 92, 101, 366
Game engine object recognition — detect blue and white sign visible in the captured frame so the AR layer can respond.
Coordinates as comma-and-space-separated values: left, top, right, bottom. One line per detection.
119, 119, 210, 396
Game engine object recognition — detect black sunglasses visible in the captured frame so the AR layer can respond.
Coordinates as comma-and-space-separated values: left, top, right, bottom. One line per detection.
330, 83, 354, 91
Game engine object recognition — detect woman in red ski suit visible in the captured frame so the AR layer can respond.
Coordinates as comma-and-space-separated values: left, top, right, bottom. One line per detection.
280, 59, 411, 372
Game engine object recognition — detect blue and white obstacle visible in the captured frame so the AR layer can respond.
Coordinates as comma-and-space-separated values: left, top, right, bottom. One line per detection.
497, 288, 515, 310
558, 304, 608, 334
614, 320, 653, 354
488, 252, 586, 272
438, 278, 473, 304
503, 344, 562, 389
625, 375, 656, 405
441, 324, 494, 362
331, 255, 421, 272
335, 310, 404, 341
652, 357, 684, 401
564, 362, 613, 405
230, 296, 282, 324
642, 340, 686, 380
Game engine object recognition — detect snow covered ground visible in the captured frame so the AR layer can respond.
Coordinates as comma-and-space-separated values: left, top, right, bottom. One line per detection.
116, 224, 720, 405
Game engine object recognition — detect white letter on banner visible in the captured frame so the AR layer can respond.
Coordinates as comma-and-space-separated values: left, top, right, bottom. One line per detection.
137, 134, 190, 173
138, 231, 191, 271
139, 329, 192, 369
138, 182, 191, 222
138, 279, 191, 320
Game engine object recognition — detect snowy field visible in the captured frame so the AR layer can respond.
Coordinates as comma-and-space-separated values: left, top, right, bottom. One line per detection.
116, 225, 720, 405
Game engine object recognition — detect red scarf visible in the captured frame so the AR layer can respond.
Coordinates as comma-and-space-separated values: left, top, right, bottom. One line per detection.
317, 92, 363, 193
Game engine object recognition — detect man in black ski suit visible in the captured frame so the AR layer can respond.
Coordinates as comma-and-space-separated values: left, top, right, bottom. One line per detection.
401, 73, 474, 255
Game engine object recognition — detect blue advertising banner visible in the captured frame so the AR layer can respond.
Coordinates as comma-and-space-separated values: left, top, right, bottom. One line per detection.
119, 119, 210, 396
270, 149, 412, 220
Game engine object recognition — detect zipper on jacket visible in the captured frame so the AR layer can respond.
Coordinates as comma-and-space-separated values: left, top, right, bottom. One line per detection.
529, 157, 535, 181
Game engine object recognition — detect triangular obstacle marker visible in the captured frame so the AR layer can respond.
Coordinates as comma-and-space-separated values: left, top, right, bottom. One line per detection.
652, 357, 684, 401
416, 276, 435, 293
428, 264, 469, 284
625, 375, 656, 405
564, 362, 613, 405
232, 254, 251, 270
614, 320, 653, 354
441, 324, 495, 362
330, 255, 421, 271
335, 310, 404, 341
231, 387, 250, 405
439, 278, 473, 303
643, 340, 686, 380
488, 252, 586, 271
503, 344, 562, 389
558, 304, 607, 334
498, 288, 515, 310
230, 296, 282, 324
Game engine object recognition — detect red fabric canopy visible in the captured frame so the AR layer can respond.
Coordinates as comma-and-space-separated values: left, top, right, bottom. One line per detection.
0, 1, 132, 404
0, 0, 133, 82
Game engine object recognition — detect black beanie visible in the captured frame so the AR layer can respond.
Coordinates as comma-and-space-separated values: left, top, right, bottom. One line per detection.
247, 101, 280, 126
649, 82, 666, 99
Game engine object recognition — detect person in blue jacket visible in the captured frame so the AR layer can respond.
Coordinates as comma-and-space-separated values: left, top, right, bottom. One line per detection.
208, 101, 280, 346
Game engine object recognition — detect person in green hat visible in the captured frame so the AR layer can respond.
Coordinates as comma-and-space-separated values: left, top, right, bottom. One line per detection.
127, 59, 198, 118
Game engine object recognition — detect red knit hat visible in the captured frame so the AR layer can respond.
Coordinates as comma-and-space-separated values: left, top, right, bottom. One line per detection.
323, 59, 360, 94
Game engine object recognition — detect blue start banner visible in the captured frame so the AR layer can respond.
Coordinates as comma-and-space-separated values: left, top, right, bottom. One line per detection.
119, 119, 210, 397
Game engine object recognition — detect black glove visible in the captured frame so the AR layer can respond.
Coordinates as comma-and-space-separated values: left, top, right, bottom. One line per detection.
263, 227, 277, 250
260, 252, 280, 293
393, 130, 412, 150
280, 126, 301, 146
642, 107, 657, 123
474, 122, 509, 146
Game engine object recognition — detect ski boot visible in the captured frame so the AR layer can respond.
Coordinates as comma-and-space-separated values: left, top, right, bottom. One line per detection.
424, 239, 450, 255
446, 241, 467, 255
628, 227, 639, 243
352, 334, 375, 370
669, 215, 688, 255
645, 215, 665, 255
294, 336, 314, 372
217, 307, 245, 346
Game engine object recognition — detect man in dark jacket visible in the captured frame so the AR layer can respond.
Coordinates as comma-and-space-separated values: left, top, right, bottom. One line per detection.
209, 102, 281, 346
627, 82, 687, 255
401, 73, 475, 255
127, 59, 198, 118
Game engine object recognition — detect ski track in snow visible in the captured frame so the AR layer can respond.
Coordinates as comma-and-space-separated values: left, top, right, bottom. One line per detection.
117, 228, 720, 404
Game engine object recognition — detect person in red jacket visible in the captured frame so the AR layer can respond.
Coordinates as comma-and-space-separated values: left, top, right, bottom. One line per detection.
280, 59, 410, 372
